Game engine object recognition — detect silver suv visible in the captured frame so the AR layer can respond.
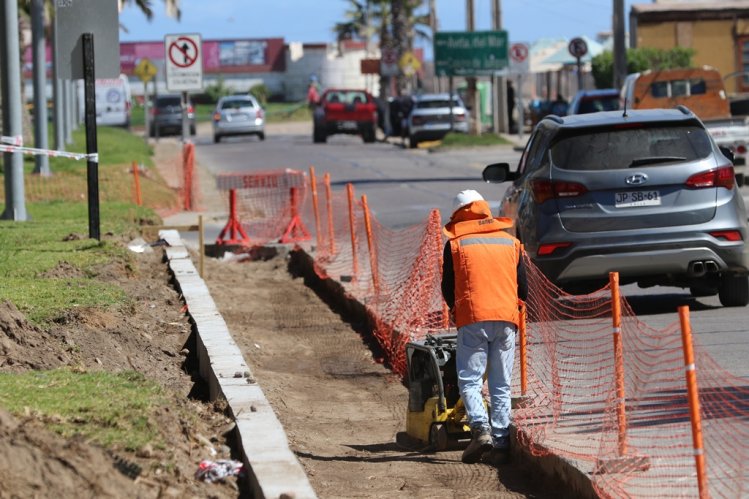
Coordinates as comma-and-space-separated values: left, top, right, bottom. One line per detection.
406, 93, 469, 149
483, 107, 749, 306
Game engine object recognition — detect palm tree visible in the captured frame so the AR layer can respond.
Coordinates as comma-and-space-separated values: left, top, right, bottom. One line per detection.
118, 0, 181, 21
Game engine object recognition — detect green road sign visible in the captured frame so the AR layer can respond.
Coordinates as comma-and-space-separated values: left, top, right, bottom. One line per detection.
434, 31, 509, 77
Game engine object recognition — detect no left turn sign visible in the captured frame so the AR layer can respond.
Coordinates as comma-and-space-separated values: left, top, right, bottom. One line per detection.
165, 33, 203, 92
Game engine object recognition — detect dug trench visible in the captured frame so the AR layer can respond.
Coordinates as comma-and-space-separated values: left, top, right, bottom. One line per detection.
202, 247, 571, 498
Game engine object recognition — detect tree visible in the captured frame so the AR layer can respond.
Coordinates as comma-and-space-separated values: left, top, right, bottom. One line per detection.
332, 1, 430, 97
591, 47, 695, 89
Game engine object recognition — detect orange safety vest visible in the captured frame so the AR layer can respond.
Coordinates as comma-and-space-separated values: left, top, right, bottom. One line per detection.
444, 200, 521, 328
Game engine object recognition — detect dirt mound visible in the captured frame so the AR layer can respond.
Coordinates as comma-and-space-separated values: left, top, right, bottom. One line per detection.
0, 407, 148, 497
0, 300, 62, 371
0, 244, 241, 498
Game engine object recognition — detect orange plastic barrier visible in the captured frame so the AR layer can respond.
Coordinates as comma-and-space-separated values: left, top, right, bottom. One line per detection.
221, 167, 749, 498
215, 169, 308, 246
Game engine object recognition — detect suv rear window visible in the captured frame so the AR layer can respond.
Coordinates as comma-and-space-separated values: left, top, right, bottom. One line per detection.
551, 125, 713, 171
415, 99, 461, 109
155, 96, 181, 107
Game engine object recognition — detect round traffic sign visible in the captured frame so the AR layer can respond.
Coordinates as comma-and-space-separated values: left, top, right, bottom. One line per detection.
510, 43, 529, 63
168, 37, 199, 68
568, 37, 588, 58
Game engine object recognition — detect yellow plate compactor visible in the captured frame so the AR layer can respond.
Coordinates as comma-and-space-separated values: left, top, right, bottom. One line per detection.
405, 333, 471, 450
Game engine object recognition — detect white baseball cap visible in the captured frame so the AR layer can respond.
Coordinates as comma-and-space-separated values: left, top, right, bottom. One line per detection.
452, 189, 484, 212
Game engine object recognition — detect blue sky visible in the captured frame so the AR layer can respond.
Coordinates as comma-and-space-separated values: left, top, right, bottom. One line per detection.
119, 0, 639, 50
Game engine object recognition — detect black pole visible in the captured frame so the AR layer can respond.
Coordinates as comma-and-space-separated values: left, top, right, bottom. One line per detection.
82, 33, 100, 240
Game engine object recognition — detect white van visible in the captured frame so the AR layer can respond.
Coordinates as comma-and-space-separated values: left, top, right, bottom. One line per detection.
95, 74, 132, 128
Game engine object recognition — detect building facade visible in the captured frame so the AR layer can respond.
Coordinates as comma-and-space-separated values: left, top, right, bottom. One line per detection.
630, 1, 749, 94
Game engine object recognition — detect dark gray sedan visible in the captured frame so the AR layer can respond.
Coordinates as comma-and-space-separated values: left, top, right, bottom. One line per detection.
483, 107, 749, 306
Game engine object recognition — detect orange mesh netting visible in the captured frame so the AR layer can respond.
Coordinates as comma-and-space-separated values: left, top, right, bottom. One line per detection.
219, 166, 749, 498
215, 169, 308, 246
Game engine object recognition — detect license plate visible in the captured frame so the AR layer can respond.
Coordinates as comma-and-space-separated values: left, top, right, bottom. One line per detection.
340, 121, 357, 130
615, 190, 661, 208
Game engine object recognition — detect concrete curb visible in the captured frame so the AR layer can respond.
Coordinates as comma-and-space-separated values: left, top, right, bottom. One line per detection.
160, 230, 317, 499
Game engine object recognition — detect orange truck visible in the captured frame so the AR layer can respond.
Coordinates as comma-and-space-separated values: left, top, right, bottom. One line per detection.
620, 66, 749, 185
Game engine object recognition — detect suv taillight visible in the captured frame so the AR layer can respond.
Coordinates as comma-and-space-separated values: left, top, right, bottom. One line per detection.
187, 105, 194, 114
685, 166, 735, 190
257, 108, 264, 119
531, 180, 588, 204
453, 112, 466, 122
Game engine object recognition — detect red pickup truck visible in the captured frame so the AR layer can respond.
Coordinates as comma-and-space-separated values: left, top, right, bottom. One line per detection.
313, 89, 378, 143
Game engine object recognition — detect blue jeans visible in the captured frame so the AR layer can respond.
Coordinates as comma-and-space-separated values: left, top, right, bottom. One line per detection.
457, 320, 516, 448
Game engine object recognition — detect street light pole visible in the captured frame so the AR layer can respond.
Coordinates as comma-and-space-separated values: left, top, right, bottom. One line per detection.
31, 0, 50, 175
1, 0, 28, 220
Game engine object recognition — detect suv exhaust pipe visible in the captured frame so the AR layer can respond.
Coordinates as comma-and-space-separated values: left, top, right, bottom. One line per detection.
688, 260, 720, 277
689, 261, 706, 277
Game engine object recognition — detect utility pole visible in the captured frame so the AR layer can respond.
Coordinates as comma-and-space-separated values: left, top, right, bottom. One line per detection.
613, 0, 627, 90
1, 0, 28, 220
466, 0, 480, 135
32, 0, 50, 175
492, 0, 508, 134
429, 0, 439, 92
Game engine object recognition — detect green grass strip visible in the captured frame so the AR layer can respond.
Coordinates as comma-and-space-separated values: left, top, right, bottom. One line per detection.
0, 369, 166, 450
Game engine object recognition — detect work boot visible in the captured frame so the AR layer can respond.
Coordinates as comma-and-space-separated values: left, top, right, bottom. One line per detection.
483, 437, 511, 466
462, 427, 492, 464
483, 447, 510, 466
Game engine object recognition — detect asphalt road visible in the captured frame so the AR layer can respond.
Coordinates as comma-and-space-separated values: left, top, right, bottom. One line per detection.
181, 121, 749, 379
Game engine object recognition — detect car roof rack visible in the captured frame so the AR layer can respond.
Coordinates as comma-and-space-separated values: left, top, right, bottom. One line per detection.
675, 105, 693, 116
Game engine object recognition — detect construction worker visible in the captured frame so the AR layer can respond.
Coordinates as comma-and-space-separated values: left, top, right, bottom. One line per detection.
441, 189, 528, 465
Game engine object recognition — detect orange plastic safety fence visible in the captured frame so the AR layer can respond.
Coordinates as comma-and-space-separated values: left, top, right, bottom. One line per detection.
221, 167, 749, 498
215, 169, 308, 246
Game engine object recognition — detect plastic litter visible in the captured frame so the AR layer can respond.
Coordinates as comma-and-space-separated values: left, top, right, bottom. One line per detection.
195, 459, 244, 483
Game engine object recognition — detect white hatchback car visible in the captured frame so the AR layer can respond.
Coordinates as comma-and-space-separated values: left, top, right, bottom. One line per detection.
212, 95, 266, 143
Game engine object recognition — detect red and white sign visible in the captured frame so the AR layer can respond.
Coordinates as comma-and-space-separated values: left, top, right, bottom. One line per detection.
164, 33, 203, 92
509, 42, 530, 74
381, 48, 399, 77
568, 37, 588, 59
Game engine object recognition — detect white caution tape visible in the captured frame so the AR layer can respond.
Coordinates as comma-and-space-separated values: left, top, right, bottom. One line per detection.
0, 143, 98, 163
1, 135, 23, 146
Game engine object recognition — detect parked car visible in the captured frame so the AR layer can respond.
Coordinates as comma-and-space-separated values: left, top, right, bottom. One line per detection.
405, 93, 469, 149
313, 89, 378, 143
149, 94, 195, 137
482, 107, 749, 306
212, 95, 266, 143
567, 88, 620, 115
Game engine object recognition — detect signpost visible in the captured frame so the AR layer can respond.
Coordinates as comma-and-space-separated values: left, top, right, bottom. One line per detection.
135, 58, 158, 139
434, 31, 508, 77
568, 37, 588, 91
399, 51, 421, 77
54, 0, 119, 240
380, 48, 398, 77
509, 42, 530, 140
164, 33, 203, 141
